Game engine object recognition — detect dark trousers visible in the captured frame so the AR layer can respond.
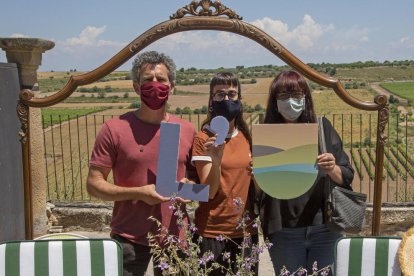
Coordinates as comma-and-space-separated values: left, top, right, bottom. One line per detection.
268, 224, 342, 275
112, 234, 163, 276
194, 234, 259, 276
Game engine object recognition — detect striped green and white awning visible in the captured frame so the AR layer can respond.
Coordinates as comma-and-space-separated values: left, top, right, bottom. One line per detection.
0, 239, 122, 276
335, 237, 402, 276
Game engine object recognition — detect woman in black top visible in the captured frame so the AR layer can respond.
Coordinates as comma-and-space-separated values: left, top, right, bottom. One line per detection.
260, 70, 354, 274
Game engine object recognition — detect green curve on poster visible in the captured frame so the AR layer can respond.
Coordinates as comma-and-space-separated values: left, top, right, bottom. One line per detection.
255, 171, 317, 199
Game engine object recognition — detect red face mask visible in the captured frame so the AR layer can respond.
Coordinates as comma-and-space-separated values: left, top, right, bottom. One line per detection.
139, 81, 170, 110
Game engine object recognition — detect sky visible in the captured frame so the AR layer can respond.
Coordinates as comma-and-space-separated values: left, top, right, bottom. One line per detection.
1, 0, 413, 71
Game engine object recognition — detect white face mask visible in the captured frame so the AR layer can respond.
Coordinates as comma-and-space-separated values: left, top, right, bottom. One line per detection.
277, 97, 305, 121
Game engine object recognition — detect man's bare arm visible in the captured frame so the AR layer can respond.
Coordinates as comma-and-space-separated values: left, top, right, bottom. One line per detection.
86, 165, 170, 205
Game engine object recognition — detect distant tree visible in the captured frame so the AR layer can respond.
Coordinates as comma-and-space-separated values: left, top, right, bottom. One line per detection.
193, 108, 201, 114
242, 102, 254, 113
389, 95, 399, 104
254, 104, 264, 112
123, 92, 129, 98
250, 78, 257, 84
104, 85, 113, 92
175, 107, 182, 114
201, 105, 208, 114
97, 91, 106, 98
182, 107, 192, 114
129, 101, 141, 109
179, 68, 185, 72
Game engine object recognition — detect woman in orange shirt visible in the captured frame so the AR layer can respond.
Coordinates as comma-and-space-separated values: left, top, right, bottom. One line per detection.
191, 72, 258, 275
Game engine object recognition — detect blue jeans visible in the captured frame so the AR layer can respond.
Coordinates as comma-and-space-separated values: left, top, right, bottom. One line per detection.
268, 225, 341, 275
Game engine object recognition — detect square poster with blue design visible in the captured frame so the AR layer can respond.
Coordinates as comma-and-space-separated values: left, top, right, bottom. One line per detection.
252, 123, 318, 199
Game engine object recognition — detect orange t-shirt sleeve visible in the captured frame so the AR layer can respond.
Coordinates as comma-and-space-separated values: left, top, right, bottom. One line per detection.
191, 132, 212, 165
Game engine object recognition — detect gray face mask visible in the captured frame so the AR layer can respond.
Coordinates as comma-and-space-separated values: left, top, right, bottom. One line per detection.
277, 97, 305, 121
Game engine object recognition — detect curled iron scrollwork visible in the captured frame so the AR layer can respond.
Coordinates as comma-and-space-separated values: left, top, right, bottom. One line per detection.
374, 94, 389, 146
171, 0, 242, 20
377, 106, 389, 146
17, 101, 29, 144
19, 89, 35, 101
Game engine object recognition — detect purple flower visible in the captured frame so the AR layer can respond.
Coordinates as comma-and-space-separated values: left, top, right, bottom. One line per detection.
222, 251, 231, 261
174, 209, 184, 218
232, 197, 244, 210
252, 222, 258, 228
216, 235, 226, 242
321, 266, 331, 276
253, 245, 264, 255
189, 223, 198, 233
266, 242, 273, 249
242, 236, 252, 248
205, 252, 215, 262
244, 214, 251, 222
297, 268, 307, 276
241, 257, 252, 270
157, 261, 169, 271
198, 252, 215, 265
312, 261, 318, 272
166, 235, 177, 244
280, 266, 290, 276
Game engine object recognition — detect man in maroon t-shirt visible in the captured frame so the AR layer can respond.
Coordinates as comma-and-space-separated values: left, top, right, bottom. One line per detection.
87, 51, 196, 276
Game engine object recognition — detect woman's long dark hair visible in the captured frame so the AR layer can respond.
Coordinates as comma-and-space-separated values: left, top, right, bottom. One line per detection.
264, 70, 317, 124
202, 72, 252, 149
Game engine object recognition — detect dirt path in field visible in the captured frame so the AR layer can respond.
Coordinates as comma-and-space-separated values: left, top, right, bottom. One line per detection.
370, 83, 408, 104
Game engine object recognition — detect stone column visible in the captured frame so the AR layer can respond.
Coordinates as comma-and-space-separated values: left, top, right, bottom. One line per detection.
0, 38, 54, 238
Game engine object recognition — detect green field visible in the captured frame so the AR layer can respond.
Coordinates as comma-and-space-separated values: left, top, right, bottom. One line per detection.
41, 108, 108, 128
380, 82, 414, 99
336, 67, 414, 82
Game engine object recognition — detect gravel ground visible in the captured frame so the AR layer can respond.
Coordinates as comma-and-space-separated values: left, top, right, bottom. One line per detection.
71, 231, 275, 275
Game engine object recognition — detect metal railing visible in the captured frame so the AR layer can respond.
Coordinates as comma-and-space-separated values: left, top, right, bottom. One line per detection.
42, 112, 414, 203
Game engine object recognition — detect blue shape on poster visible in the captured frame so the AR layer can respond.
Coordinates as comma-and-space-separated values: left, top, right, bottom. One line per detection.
156, 122, 209, 202
210, 116, 229, 145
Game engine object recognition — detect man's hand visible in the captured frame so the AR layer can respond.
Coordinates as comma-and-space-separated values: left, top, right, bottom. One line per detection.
139, 184, 170, 205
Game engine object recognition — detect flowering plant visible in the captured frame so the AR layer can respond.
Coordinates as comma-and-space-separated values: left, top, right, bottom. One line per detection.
148, 196, 272, 275
147, 196, 332, 276
278, 262, 331, 276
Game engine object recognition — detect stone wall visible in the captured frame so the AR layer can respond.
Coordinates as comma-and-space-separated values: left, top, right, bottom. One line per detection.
50, 202, 414, 236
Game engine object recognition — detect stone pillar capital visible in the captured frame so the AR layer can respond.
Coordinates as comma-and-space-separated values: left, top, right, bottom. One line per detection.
0, 38, 54, 88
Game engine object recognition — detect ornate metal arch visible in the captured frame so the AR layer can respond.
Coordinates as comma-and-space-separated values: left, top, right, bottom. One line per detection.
19, 0, 388, 236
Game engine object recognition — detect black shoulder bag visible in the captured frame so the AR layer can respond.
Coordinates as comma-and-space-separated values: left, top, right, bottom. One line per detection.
318, 117, 367, 234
